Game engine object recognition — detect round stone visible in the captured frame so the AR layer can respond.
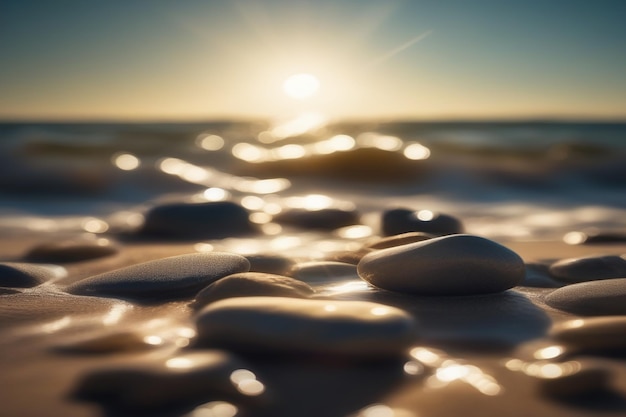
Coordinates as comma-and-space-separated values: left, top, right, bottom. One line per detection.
24, 237, 119, 263
0, 289, 134, 327
273, 208, 360, 230
521, 263, 562, 288
532, 361, 611, 399
545, 278, 626, 316
549, 255, 626, 283
325, 249, 373, 265
551, 316, 626, 352
140, 201, 256, 239
563, 230, 626, 245
72, 351, 261, 410
66, 253, 250, 301
289, 261, 359, 284
0, 262, 67, 287
194, 272, 314, 308
195, 297, 418, 357
365, 232, 435, 250
246, 254, 295, 275
381, 208, 463, 237
357, 234, 525, 296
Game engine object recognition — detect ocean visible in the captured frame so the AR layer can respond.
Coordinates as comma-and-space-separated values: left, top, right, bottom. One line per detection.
1, 120, 625, 243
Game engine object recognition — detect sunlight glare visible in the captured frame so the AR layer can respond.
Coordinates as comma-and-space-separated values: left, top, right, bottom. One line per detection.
282, 73, 320, 99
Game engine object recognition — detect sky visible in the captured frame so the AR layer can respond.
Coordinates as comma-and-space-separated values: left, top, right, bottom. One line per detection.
1, 0, 625, 121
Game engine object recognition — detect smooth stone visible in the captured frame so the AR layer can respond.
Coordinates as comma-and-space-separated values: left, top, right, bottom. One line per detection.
545, 278, 626, 316
140, 201, 256, 239
549, 255, 626, 283
24, 237, 119, 263
246, 254, 295, 275
289, 261, 359, 284
325, 249, 373, 265
273, 208, 360, 230
521, 263, 562, 288
66, 253, 250, 301
365, 232, 435, 250
73, 351, 262, 410
52, 330, 155, 354
0, 262, 67, 287
0, 289, 134, 327
532, 361, 611, 399
551, 316, 626, 352
194, 272, 314, 308
563, 230, 626, 245
381, 208, 463, 236
357, 234, 525, 296
195, 297, 418, 357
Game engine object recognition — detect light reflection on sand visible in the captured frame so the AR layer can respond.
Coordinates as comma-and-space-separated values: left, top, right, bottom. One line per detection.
185, 401, 238, 417
410, 347, 503, 396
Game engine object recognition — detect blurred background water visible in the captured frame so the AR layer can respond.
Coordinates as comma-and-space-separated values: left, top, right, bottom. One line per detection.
1, 120, 624, 241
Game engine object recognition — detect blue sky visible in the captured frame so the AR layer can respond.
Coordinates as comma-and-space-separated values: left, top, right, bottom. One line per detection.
1, 0, 625, 120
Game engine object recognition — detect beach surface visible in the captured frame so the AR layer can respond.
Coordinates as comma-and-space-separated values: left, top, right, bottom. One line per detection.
1, 121, 626, 417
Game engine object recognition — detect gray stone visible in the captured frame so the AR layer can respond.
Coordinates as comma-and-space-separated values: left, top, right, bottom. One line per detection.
549, 255, 626, 283
289, 261, 359, 284
72, 351, 263, 410
0, 262, 67, 287
140, 201, 257, 239
273, 207, 360, 230
521, 263, 562, 288
194, 272, 314, 308
365, 232, 435, 250
381, 208, 463, 236
357, 234, 525, 296
66, 253, 249, 301
0, 289, 134, 327
195, 297, 418, 357
545, 278, 626, 316
533, 361, 611, 399
551, 316, 626, 352
24, 238, 119, 263
246, 254, 295, 275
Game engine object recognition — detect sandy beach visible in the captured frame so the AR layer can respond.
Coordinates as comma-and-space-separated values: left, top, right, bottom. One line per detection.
0, 121, 625, 417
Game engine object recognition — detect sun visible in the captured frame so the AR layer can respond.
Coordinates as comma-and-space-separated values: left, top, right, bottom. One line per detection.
282, 73, 320, 99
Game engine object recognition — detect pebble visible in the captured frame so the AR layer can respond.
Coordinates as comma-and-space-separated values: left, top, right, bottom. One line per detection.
549, 255, 626, 283
66, 253, 250, 301
139, 201, 256, 238
195, 297, 418, 357
381, 208, 463, 236
325, 249, 373, 265
0, 262, 67, 287
563, 230, 626, 245
72, 350, 263, 410
52, 330, 155, 354
357, 234, 525, 295
521, 263, 562, 288
545, 278, 626, 315
24, 237, 119, 263
246, 254, 295, 275
550, 316, 626, 353
365, 232, 435, 250
532, 361, 611, 399
0, 289, 134, 327
289, 261, 359, 284
273, 207, 360, 230
194, 272, 314, 308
